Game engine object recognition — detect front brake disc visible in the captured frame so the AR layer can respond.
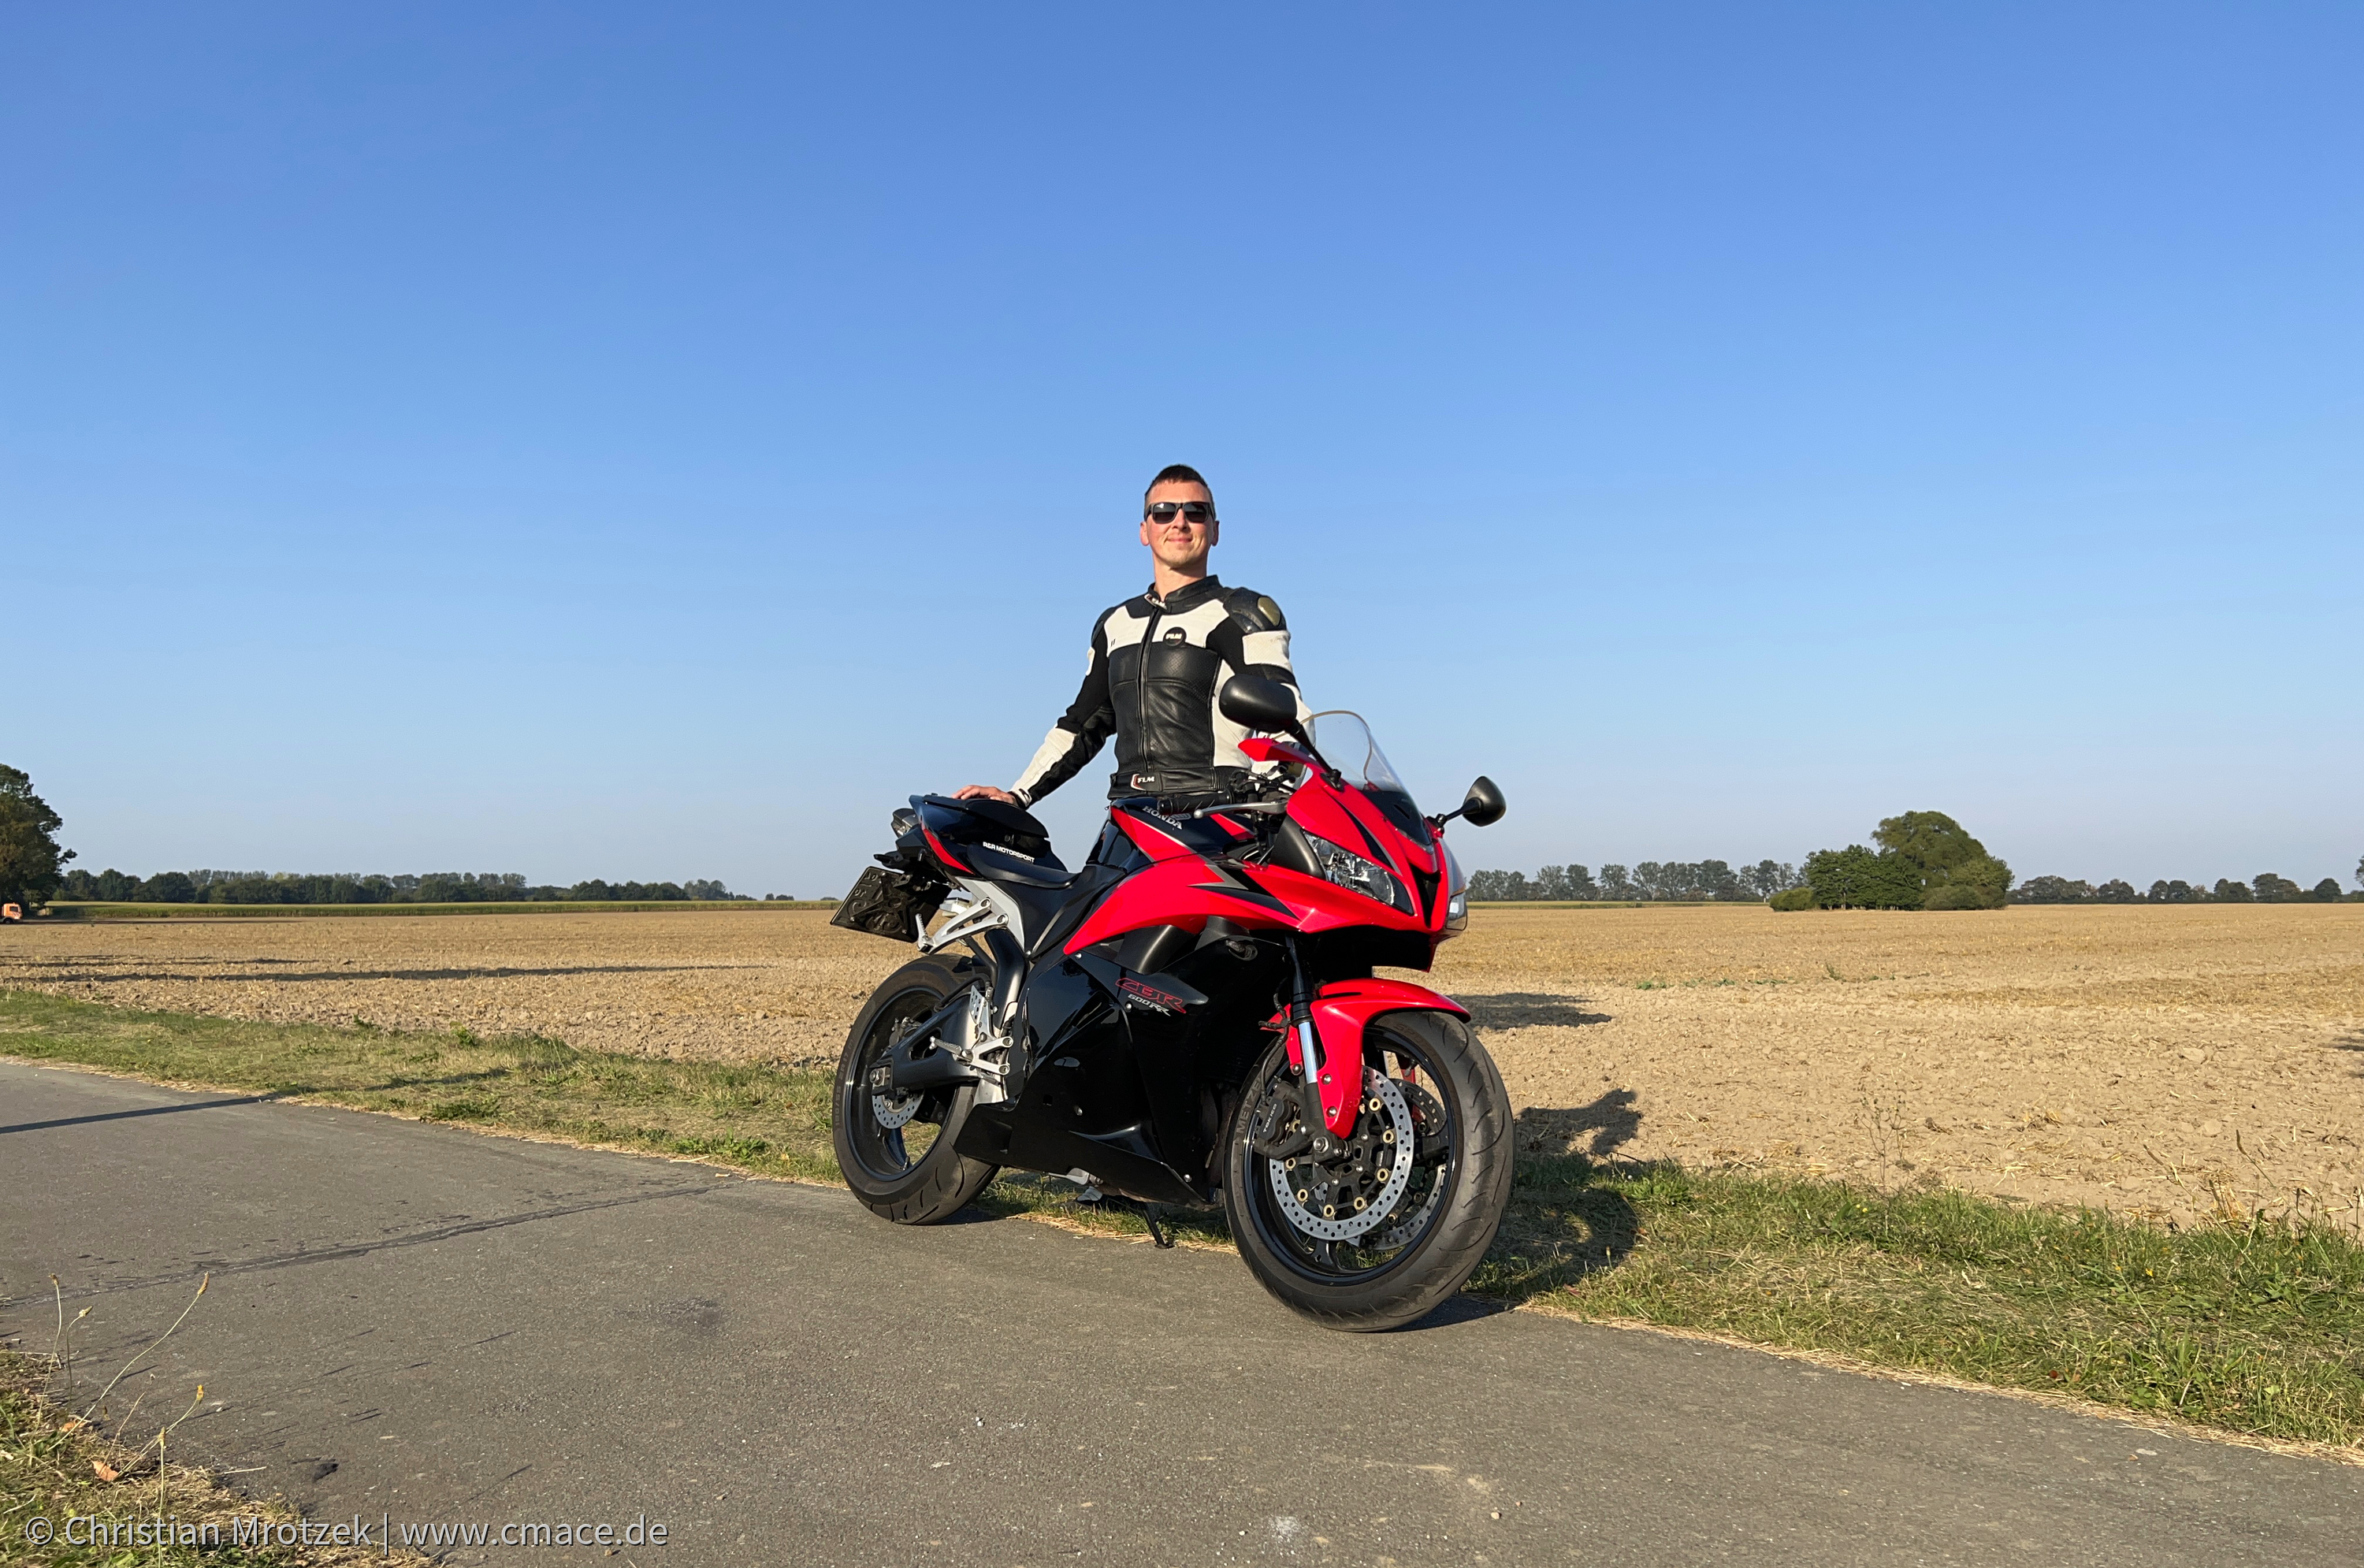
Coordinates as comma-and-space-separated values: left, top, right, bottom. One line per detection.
1266, 1068, 1417, 1242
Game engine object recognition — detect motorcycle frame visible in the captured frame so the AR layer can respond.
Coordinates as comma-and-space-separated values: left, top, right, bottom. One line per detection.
883, 741, 1469, 1206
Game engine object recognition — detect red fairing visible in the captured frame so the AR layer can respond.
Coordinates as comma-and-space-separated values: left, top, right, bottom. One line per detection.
1269, 979, 1471, 1136
1068, 854, 1236, 947
923, 827, 971, 874
1116, 811, 1196, 860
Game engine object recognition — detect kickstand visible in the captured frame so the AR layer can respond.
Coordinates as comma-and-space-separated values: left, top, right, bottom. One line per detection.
1141, 1203, 1175, 1250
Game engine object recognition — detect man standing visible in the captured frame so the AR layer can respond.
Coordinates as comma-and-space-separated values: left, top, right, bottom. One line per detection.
958, 464, 1305, 816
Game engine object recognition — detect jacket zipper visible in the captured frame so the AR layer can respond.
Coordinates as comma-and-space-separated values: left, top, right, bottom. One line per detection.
1135, 598, 1164, 784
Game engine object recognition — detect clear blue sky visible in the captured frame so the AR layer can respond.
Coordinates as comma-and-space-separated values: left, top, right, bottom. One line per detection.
6, 3, 2358, 896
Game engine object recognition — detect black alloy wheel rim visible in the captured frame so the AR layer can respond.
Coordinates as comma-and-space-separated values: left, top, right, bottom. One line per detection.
843, 985, 952, 1182
1244, 1023, 1459, 1284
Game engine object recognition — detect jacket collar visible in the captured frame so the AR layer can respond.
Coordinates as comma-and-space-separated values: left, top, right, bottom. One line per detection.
1143, 574, 1223, 611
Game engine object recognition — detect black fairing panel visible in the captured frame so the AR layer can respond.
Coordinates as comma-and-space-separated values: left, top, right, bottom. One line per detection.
1024, 861, 1125, 958
957, 953, 1202, 1205
954, 927, 1288, 1203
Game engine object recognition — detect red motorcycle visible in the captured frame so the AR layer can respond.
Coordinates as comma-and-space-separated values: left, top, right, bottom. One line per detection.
831, 677, 1511, 1330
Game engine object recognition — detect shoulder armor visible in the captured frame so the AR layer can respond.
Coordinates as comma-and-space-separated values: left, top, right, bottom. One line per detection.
1225, 587, 1286, 634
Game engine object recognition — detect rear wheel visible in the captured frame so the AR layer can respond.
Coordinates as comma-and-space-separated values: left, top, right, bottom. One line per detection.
1220, 1009, 1511, 1331
833, 954, 999, 1224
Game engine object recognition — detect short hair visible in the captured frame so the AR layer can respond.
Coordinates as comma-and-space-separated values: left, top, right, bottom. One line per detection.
1144, 463, 1213, 511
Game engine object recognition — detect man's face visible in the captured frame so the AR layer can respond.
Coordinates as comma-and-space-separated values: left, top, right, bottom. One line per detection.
1139, 478, 1218, 574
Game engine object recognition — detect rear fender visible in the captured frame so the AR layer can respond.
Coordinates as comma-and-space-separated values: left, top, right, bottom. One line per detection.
1266, 979, 1470, 1137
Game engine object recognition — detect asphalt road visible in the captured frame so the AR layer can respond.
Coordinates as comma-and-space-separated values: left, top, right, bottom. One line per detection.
2, 1060, 2357, 1567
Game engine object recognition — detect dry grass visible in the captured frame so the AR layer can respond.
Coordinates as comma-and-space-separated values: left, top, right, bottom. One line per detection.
2, 903, 2358, 1227
2, 1292, 429, 1567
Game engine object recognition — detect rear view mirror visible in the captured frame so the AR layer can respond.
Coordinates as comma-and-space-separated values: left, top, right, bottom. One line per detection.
1218, 674, 1303, 737
1459, 776, 1506, 827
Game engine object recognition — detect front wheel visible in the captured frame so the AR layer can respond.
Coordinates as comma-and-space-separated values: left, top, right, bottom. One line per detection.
833, 954, 999, 1224
1220, 1009, 1512, 1331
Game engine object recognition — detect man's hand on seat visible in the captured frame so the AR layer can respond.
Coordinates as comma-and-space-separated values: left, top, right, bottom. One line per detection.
955, 785, 1020, 805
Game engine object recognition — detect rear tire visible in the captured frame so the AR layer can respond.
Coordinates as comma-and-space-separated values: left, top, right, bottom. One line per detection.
833, 953, 999, 1224
1220, 1009, 1512, 1331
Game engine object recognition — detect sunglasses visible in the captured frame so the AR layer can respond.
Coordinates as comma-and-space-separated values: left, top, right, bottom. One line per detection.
1145, 501, 1215, 526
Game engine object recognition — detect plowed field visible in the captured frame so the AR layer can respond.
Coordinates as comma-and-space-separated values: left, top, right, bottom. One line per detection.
5, 904, 2357, 1226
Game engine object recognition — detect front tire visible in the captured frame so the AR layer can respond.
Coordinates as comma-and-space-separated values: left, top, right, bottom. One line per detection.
1220, 1009, 1512, 1331
833, 954, 999, 1224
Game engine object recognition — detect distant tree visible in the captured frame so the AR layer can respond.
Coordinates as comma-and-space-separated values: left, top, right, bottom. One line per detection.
2095, 879, 2138, 903
1563, 864, 1598, 899
1804, 845, 1923, 909
1768, 886, 1817, 911
1465, 869, 1523, 901
2356, 853, 2364, 892
1803, 847, 1875, 907
685, 879, 734, 900
1697, 859, 1742, 899
1872, 811, 1980, 874
2212, 878, 2253, 903
1597, 864, 1634, 898
2013, 875, 2094, 904
2149, 879, 2199, 903
2251, 873, 2303, 903
2313, 878, 2344, 902
1873, 810, 2011, 908
0, 765, 73, 907
137, 871, 197, 903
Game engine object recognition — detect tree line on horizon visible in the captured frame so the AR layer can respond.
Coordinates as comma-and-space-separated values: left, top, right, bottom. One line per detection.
1470, 813, 2362, 910
2012, 871, 2355, 904
1465, 860, 1803, 902
53, 867, 746, 905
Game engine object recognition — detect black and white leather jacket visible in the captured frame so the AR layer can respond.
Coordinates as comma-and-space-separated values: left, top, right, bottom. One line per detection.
1011, 576, 1308, 806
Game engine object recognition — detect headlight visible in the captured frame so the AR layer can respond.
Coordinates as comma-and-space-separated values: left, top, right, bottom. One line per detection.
1310, 835, 1414, 913
1445, 890, 1469, 932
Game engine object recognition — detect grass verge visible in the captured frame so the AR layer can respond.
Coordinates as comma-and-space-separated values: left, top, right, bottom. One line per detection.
5, 989, 2358, 1454
2, 1347, 422, 1566
0, 988, 838, 1181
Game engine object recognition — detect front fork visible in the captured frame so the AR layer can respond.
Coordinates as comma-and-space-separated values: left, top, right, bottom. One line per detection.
1282, 936, 1348, 1154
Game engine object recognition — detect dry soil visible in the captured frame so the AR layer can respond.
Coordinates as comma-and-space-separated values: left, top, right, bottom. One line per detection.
4, 904, 2357, 1225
